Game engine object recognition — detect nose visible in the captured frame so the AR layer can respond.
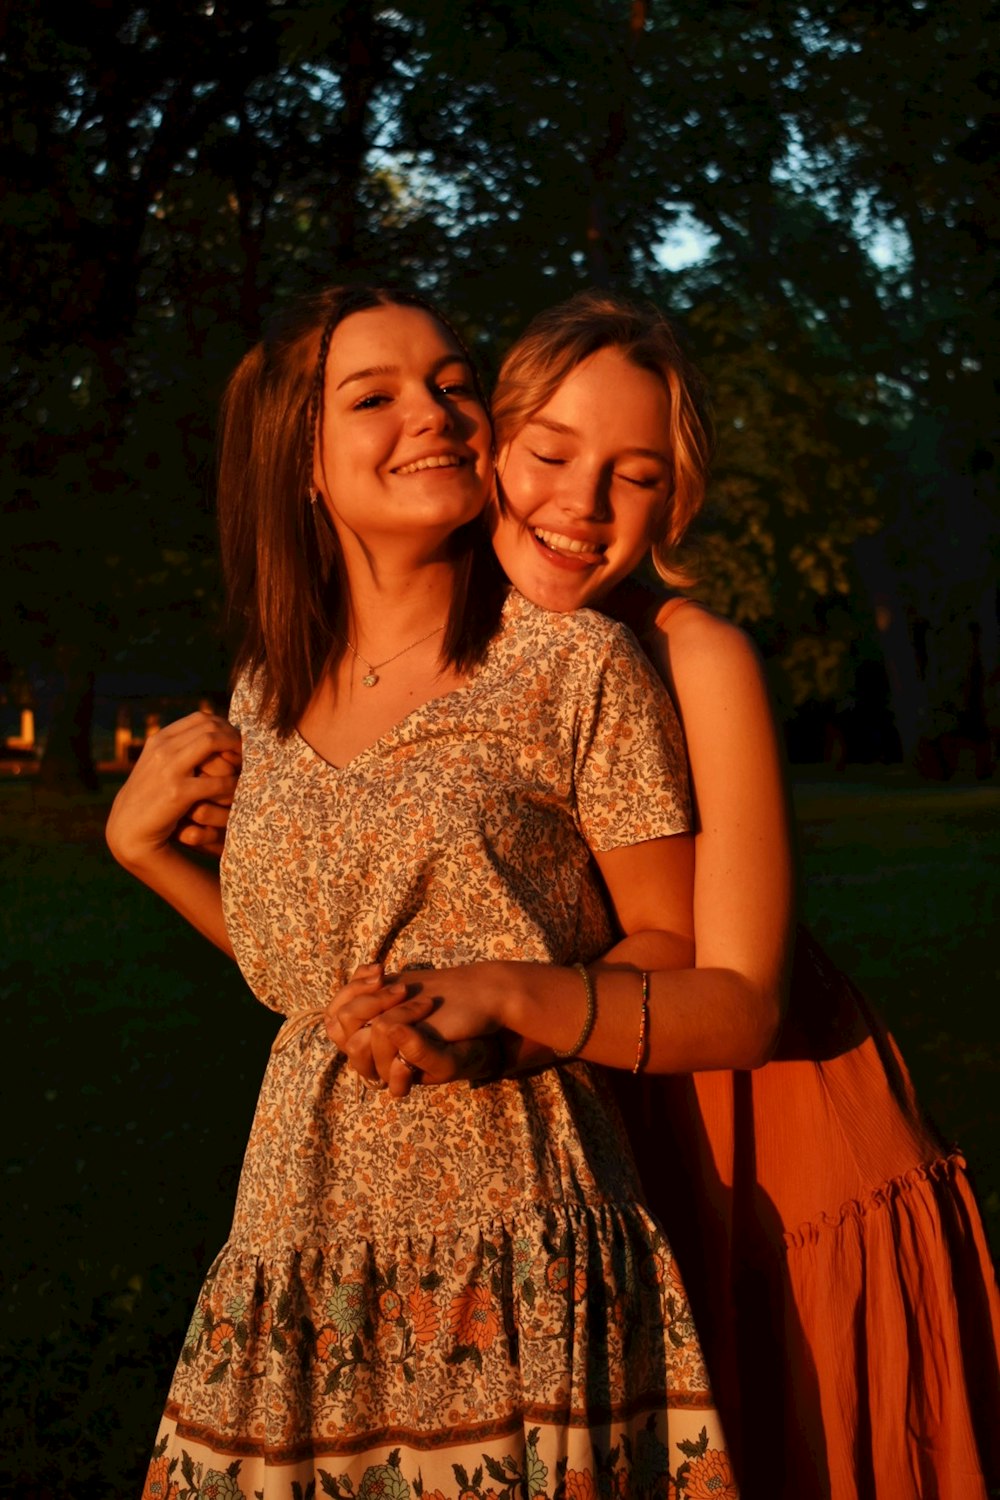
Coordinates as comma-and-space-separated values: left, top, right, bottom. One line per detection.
405, 385, 454, 436
557, 465, 612, 523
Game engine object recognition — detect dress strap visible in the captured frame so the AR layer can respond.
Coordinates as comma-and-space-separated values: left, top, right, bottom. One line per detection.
657, 595, 695, 625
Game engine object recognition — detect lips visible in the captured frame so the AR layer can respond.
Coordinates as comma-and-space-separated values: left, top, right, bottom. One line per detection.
533, 527, 606, 560
393, 453, 468, 476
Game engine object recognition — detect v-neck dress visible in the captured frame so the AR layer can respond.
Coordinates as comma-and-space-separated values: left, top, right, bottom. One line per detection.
143, 592, 735, 1500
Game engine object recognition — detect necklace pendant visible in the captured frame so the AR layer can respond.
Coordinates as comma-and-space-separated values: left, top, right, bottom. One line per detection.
362, 671, 378, 688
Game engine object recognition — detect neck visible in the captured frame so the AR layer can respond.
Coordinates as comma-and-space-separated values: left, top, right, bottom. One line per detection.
341, 554, 459, 655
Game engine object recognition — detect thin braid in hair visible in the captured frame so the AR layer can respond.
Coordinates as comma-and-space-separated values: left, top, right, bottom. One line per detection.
306, 309, 341, 492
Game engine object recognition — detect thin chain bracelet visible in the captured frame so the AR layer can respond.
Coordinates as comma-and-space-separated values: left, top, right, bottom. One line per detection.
553, 963, 597, 1060
632, 971, 650, 1074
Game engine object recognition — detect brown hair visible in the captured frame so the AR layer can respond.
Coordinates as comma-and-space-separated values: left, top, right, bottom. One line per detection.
491, 290, 712, 585
218, 284, 505, 734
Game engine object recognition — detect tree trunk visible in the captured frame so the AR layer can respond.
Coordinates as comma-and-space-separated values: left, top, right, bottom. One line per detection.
326, 5, 393, 267
585, 0, 650, 285
853, 535, 926, 763
38, 648, 99, 793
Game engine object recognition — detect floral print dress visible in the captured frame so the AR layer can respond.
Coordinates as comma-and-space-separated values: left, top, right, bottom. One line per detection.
144, 592, 735, 1500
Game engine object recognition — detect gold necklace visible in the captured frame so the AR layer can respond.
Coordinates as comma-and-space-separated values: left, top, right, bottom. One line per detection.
343, 624, 446, 688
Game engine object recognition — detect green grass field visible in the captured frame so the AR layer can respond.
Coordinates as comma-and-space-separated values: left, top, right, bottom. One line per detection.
2, 775, 997, 1498
792, 772, 1000, 1221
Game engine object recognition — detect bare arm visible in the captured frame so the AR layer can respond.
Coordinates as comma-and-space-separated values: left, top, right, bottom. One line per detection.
332, 832, 698, 1084
379, 779, 785, 1075
337, 603, 792, 1085
641, 600, 794, 1062
105, 711, 241, 956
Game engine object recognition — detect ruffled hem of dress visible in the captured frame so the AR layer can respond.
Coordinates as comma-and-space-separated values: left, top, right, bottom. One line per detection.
782, 1149, 969, 1248
773, 1147, 1000, 1497
162, 1192, 717, 1471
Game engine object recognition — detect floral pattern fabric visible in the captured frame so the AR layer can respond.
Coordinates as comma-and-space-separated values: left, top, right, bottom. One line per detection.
145, 593, 733, 1497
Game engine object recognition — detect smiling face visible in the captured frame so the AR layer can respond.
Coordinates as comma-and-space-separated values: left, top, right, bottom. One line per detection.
491, 346, 673, 612
315, 304, 492, 559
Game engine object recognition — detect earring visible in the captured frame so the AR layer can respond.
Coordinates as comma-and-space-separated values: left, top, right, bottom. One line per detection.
308, 486, 319, 505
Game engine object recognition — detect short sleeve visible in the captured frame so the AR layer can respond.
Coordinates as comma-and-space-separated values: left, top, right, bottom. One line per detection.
574, 624, 691, 852
227, 668, 259, 731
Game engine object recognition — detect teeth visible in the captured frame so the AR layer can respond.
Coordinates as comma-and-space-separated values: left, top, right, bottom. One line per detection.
395, 454, 464, 475
534, 528, 604, 556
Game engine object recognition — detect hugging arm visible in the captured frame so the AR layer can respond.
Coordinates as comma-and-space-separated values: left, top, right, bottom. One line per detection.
642, 602, 794, 1057
328, 831, 695, 1094
334, 605, 793, 1090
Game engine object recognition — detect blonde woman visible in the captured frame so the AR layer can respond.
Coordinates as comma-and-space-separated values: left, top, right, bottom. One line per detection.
330, 293, 1000, 1498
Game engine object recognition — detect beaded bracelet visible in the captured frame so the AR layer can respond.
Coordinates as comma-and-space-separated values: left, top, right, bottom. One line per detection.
553, 963, 597, 1060
632, 971, 650, 1074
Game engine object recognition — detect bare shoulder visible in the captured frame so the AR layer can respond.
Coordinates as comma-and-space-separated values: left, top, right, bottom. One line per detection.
657, 598, 754, 653
647, 599, 769, 711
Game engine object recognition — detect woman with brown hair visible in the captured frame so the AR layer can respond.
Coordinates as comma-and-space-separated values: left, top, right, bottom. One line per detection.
107, 285, 733, 1498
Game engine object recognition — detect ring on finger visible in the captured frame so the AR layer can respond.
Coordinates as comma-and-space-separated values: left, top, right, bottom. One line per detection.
396, 1050, 420, 1075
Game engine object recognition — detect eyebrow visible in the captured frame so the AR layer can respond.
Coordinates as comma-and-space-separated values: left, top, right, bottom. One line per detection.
336, 364, 396, 390
525, 416, 670, 464
336, 354, 471, 391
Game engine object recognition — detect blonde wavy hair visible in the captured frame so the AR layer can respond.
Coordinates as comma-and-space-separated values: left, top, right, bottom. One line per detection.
491, 291, 712, 586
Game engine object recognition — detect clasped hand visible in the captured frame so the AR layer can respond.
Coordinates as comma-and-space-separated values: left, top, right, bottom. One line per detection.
106, 710, 243, 868
325, 963, 510, 1099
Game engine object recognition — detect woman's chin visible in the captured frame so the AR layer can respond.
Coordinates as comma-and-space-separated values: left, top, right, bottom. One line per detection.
493, 529, 617, 613
516, 570, 606, 614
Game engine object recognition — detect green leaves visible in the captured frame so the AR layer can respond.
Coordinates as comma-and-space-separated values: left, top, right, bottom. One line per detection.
3, 0, 994, 755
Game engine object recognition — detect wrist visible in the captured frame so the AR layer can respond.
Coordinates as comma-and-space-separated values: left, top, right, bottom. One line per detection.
552, 963, 597, 1060
493, 960, 537, 1033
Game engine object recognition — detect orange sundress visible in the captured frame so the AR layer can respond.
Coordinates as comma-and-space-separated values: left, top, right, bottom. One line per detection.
622, 932, 1000, 1499
593, 584, 1000, 1497
143, 593, 737, 1500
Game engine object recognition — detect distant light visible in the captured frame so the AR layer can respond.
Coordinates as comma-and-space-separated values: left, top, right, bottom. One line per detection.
654, 216, 717, 272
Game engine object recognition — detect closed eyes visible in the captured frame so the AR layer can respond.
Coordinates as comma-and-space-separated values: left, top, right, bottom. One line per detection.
618, 474, 661, 489
529, 450, 661, 488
